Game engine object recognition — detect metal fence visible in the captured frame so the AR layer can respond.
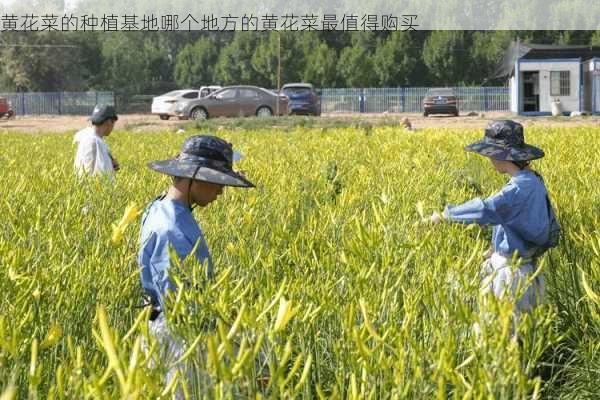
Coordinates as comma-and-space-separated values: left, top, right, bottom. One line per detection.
0, 92, 114, 116
321, 87, 510, 113
1, 87, 509, 116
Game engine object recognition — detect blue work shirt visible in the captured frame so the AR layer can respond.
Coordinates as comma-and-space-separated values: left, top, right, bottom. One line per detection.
444, 170, 552, 259
138, 197, 213, 308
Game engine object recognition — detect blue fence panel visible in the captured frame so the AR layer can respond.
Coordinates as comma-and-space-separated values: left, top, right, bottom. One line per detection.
0, 92, 115, 116
321, 87, 509, 114
59, 92, 115, 115
404, 87, 429, 112
321, 88, 362, 113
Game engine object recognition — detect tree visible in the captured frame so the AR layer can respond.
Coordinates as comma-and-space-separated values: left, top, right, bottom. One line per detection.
423, 31, 469, 86
337, 32, 378, 87
301, 35, 338, 87
174, 36, 218, 88
469, 31, 514, 85
250, 32, 305, 88
373, 32, 418, 86
97, 32, 173, 112
148, 32, 203, 91
215, 32, 260, 85
0, 32, 101, 91
100, 32, 171, 94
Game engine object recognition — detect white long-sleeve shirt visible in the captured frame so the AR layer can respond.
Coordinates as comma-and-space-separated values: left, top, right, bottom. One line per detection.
73, 127, 114, 178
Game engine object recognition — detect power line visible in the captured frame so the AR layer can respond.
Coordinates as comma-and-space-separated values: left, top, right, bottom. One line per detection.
0, 44, 78, 48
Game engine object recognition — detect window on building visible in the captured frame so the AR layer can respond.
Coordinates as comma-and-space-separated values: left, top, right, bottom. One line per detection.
550, 71, 570, 96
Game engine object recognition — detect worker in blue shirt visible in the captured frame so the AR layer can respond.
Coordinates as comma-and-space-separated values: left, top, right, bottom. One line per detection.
138, 135, 254, 396
425, 120, 559, 315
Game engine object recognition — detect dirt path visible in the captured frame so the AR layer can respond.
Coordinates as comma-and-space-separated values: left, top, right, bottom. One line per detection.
0, 114, 183, 134
1, 112, 599, 134
326, 111, 600, 129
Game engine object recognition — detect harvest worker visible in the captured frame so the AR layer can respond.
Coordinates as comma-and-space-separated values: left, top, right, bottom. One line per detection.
425, 120, 559, 317
138, 135, 254, 395
73, 104, 120, 178
401, 117, 413, 131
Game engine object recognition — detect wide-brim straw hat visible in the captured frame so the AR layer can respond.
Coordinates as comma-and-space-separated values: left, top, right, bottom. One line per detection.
465, 120, 544, 161
148, 135, 254, 188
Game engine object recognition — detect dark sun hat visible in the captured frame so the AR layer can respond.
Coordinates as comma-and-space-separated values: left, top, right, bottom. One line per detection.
465, 120, 544, 161
148, 135, 254, 188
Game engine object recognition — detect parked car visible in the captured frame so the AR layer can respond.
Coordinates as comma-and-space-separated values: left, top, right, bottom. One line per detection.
423, 88, 459, 117
175, 85, 289, 120
199, 85, 222, 98
281, 83, 321, 116
0, 97, 14, 119
152, 89, 201, 120
151, 86, 221, 120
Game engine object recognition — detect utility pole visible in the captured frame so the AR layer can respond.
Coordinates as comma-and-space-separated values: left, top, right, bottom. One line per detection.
277, 31, 281, 116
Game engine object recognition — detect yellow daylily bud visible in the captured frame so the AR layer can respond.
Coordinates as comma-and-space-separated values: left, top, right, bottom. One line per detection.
41, 323, 62, 349
8, 267, 19, 282
581, 269, 600, 306
273, 297, 295, 332
111, 202, 142, 245
416, 201, 425, 218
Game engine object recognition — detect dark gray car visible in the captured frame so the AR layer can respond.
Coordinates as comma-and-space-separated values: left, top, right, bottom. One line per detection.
175, 85, 289, 120
423, 88, 459, 117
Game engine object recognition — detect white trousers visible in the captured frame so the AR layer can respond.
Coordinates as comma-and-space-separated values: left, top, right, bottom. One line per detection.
480, 253, 545, 315
144, 314, 188, 399
143, 315, 268, 398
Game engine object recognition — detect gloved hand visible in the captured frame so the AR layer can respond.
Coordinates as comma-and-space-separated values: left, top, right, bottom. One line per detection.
422, 211, 444, 224
109, 153, 120, 171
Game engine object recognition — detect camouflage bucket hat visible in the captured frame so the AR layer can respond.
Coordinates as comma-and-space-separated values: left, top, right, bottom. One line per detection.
465, 120, 544, 161
148, 135, 254, 188
90, 104, 118, 125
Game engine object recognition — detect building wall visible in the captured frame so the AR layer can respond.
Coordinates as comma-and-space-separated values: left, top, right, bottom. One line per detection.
587, 58, 600, 113
519, 60, 580, 113
509, 75, 518, 113
582, 60, 593, 112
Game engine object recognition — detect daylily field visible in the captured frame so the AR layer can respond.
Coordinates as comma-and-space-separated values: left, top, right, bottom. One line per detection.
1, 123, 599, 399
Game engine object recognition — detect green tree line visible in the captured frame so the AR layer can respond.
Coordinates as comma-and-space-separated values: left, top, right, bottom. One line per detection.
0, 31, 598, 95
